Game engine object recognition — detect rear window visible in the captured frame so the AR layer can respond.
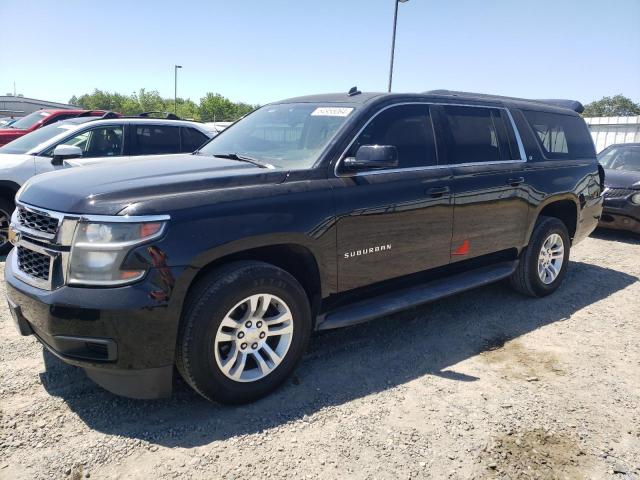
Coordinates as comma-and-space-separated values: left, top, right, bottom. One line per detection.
523, 110, 595, 159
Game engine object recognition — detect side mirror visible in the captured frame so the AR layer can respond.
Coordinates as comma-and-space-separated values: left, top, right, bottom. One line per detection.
343, 145, 398, 170
51, 145, 82, 165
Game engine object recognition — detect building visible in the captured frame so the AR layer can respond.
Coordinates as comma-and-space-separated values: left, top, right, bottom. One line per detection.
0, 95, 78, 118
584, 116, 640, 152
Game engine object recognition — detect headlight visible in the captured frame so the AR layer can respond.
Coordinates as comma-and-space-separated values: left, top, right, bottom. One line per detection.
68, 220, 166, 286
631, 193, 640, 205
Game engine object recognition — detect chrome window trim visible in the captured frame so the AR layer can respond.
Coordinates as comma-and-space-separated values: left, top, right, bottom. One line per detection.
334, 101, 528, 178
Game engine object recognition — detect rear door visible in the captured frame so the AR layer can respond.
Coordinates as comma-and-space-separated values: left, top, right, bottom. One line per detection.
333, 103, 454, 291
435, 104, 529, 260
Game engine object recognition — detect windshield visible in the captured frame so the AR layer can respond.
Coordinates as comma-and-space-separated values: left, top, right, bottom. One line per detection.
198, 103, 355, 169
598, 145, 640, 173
8, 110, 52, 130
0, 122, 78, 155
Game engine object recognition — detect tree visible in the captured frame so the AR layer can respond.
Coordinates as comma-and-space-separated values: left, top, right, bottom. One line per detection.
69, 89, 255, 121
198, 92, 257, 122
582, 95, 640, 117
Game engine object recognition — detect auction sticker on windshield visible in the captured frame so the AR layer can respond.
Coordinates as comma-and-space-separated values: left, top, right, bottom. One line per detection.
311, 107, 354, 117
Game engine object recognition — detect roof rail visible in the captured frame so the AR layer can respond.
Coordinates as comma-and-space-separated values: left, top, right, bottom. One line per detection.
424, 90, 585, 114
138, 111, 182, 120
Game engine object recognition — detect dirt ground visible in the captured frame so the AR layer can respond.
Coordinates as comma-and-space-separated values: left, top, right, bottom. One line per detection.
1, 229, 639, 480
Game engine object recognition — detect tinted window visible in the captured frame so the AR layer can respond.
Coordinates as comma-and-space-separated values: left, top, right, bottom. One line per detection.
47, 126, 124, 158
523, 110, 595, 159
132, 125, 180, 155
441, 106, 506, 163
347, 104, 437, 168
181, 127, 209, 152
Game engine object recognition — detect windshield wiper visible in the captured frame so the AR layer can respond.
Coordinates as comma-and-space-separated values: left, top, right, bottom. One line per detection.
212, 153, 274, 169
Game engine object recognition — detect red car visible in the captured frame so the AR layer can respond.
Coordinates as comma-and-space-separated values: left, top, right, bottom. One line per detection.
0, 109, 111, 146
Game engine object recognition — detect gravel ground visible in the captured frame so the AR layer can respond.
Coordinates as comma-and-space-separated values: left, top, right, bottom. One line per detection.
1, 229, 639, 480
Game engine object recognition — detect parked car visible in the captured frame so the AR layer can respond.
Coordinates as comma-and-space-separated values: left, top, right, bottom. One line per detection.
597, 143, 640, 233
5, 89, 603, 404
0, 117, 17, 128
0, 115, 215, 252
0, 109, 112, 146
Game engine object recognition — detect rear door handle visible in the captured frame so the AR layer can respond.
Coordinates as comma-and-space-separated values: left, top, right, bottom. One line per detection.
507, 177, 525, 186
427, 186, 450, 197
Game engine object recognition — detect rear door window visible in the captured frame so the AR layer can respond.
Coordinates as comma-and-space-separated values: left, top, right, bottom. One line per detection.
131, 125, 180, 155
440, 106, 512, 164
523, 110, 595, 159
180, 127, 209, 152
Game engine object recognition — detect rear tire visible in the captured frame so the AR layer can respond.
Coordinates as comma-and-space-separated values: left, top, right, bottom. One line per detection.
176, 261, 311, 404
509, 216, 570, 297
0, 197, 15, 255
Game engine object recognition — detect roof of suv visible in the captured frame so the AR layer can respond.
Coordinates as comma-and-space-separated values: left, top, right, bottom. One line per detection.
275, 90, 584, 115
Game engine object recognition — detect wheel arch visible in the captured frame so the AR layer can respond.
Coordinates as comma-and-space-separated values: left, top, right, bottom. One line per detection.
170, 238, 328, 329
529, 195, 579, 244
0, 180, 21, 204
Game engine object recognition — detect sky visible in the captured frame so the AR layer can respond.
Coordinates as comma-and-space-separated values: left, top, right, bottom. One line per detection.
1, 0, 639, 106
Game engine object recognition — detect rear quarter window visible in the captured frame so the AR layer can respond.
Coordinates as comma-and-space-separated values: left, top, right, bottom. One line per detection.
523, 110, 595, 160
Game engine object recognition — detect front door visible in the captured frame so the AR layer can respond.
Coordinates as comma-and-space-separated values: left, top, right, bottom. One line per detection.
36, 124, 126, 174
333, 103, 454, 292
435, 105, 529, 260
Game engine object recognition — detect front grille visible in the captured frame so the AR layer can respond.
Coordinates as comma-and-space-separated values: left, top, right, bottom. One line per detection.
604, 188, 636, 199
17, 206, 59, 236
17, 246, 51, 281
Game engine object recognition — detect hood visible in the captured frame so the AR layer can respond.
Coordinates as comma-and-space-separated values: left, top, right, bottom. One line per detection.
604, 169, 640, 189
0, 153, 34, 170
0, 129, 24, 145
18, 153, 289, 215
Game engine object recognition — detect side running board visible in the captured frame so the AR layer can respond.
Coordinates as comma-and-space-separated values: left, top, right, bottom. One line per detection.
316, 260, 518, 331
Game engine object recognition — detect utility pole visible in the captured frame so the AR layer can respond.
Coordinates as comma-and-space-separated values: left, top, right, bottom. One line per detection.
388, 0, 409, 92
174, 65, 182, 114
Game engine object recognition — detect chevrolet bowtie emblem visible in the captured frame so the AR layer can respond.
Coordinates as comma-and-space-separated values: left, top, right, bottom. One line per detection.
8, 226, 20, 245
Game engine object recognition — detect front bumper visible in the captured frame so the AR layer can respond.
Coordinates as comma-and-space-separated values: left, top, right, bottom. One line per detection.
5, 249, 187, 399
599, 198, 640, 234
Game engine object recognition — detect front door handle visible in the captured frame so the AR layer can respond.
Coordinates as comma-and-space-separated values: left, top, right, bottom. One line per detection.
507, 177, 525, 186
427, 186, 450, 197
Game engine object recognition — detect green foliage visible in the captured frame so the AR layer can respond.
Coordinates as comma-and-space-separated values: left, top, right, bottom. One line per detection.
583, 95, 640, 117
70, 89, 257, 121
198, 93, 257, 122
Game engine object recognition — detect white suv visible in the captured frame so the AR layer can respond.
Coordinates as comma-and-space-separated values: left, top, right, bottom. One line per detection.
0, 116, 215, 252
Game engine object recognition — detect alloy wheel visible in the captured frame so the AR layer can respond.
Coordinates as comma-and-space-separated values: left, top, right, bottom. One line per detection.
0, 209, 10, 249
537, 233, 564, 285
214, 293, 294, 382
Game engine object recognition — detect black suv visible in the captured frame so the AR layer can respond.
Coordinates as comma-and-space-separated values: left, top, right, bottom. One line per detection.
5, 90, 603, 404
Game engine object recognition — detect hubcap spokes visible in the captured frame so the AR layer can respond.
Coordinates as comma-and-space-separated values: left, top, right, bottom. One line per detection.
0, 210, 9, 245
537, 233, 564, 285
214, 293, 294, 382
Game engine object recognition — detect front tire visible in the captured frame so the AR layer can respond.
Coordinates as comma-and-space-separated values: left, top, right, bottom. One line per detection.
176, 261, 311, 404
0, 197, 15, 255
509, 216, 571, 297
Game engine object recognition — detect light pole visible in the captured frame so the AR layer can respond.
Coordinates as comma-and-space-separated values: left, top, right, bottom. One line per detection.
388, 0, 409, 92
174, 65, 182, 114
